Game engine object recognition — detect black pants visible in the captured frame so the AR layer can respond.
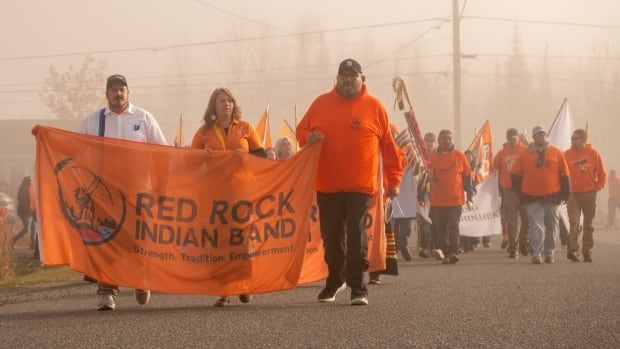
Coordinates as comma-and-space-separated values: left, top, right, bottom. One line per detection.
317, 191, 372, 298
431, 206, 463, 257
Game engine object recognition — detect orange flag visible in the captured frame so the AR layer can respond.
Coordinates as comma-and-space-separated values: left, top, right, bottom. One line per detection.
276, 119, 299, 152
467, 120, 493, 183
255, 105, 272, 149
33, 126, 321, 296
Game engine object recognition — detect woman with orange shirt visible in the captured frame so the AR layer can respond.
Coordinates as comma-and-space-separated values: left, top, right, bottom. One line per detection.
191, 88, 266, 157
191, 88, 266, 306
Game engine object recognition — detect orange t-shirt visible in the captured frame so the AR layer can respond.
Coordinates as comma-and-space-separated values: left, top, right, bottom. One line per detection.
429, 149, 471, 207
513, 145, 569, 196
493, 142, 527, 189
296, 86, 403, 194
564, 146, 606, 193
190, 119, 262, 152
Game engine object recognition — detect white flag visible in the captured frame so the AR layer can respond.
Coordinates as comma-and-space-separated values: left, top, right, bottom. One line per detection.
548, 98, 574, 151
460, 172, 502, 237
392, 168, 417, 218
547, 98, 575, 229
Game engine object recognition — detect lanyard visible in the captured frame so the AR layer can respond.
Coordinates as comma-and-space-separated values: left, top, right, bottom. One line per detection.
98, 108, 106, 136
213, 126, 227, 150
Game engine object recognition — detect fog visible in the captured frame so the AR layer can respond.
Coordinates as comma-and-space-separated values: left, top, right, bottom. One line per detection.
1, 0, 619, 194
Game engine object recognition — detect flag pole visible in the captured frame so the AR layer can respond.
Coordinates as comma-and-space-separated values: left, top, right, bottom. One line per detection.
180, 114, 183, 147
549, 97, 568, 132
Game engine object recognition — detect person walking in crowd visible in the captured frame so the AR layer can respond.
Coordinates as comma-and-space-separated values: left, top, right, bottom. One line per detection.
564, 129, 607, 262
11, 176, 36, 249
512, 125, 570, 264
418, 132, 443, 260
296, 58, 403, 306
607, 169, 620, 228
274, 137, 296, 160
419, 129, 474, 265
191, 87, 267, 306
388, 123, 414, 261
76, 74, 167, 310
493, 128, 529, 259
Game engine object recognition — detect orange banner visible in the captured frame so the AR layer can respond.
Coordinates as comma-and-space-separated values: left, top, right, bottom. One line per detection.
33, 126, 320, 296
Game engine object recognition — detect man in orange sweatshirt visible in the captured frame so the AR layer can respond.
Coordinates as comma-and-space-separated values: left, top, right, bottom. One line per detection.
419, 129, 474, 264
296, 58, 403, 306
493, 128, 529, 259
564, 129, 606, 262
512, 125, 570, 264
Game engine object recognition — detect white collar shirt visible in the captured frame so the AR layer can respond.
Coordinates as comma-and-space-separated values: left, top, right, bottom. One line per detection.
76, 103, 167, 145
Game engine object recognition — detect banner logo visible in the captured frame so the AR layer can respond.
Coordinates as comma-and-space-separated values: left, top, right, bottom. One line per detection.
55, 158, 127, 245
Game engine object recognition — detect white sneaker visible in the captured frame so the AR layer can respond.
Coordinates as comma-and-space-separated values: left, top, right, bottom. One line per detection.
351, 296, 369, 306
135, 289, 150, 305
97, 294, 116, 311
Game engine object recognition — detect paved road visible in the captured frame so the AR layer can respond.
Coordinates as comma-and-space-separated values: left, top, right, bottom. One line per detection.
1, 228, 619, 348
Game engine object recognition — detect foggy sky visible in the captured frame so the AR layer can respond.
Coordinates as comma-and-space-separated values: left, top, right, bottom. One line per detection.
1, 0, 619, 169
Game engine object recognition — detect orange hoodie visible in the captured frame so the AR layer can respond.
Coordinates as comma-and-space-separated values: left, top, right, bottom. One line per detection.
296, 86, 403, 194
493, 142, 527, 189
513, 144, 569, 196
564, 145, 606, 193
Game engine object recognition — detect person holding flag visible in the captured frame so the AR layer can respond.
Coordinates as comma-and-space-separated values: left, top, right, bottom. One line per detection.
190, 87, 267, 306
493, 128, 529, 259
512, 126, 570, 264
76, 74, 167, 311
297, 58, 403, 306
564, 129, 607, 262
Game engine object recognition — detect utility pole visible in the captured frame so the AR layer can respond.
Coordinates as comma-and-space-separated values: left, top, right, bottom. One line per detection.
452, 0, 462, 147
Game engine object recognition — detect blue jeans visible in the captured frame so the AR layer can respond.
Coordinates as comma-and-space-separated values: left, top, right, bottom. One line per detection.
524, 202, 559, 258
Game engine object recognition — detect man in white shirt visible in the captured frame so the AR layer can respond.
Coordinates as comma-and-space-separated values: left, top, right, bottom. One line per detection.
77, 74, 167, 310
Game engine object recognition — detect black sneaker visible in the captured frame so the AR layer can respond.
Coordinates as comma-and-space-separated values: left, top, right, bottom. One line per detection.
449, 254, 460, 264
519, 243, 529, 257
318, 283, 346, 303
239, 294, 253, 303
567, 251, 581, 262
400, 247, 413, 261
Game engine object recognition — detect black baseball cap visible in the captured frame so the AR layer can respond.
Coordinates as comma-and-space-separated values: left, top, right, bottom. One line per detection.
338, 58, 363, 75
106, 74, 128, 90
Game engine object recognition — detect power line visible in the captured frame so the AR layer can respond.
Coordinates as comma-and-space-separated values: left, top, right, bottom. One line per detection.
463, 15, 620, 30
191, 0, 289, 33
0, 17, 447, 62
463, 71, 619, 85
0, 53, 453, 90
0, 71, 449, 95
